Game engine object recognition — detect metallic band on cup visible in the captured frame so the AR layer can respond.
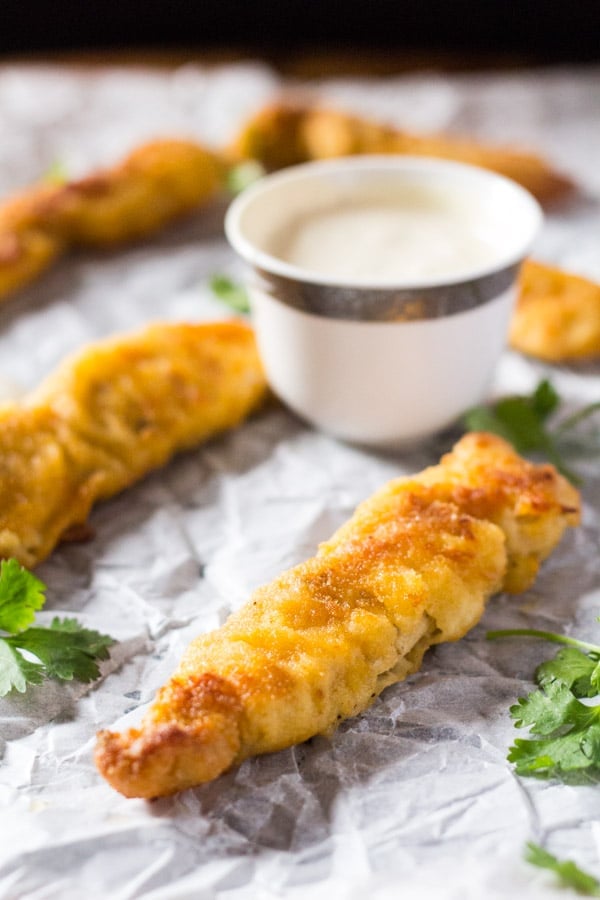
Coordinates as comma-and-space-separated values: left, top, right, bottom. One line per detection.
253, 264, 519, 322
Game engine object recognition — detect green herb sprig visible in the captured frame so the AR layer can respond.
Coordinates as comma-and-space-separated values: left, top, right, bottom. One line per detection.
209, 275, 251, 314
464, 380, 600, 483
0, 559, 115, 696
226, 161, 265, 195
525, 842, 600, 896
488, 625, 600, 779
42, 160, 69, 186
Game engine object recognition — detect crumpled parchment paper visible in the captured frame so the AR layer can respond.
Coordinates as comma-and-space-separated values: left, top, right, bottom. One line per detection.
0, 62, 599, 900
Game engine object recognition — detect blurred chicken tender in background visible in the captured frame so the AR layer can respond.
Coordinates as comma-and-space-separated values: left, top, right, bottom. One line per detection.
0, 139, 225, 300
231, 103, 574, 204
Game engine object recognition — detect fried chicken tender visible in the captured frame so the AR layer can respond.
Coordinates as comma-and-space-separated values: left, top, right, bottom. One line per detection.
0, 140, 225, 300
232, 103, 574, 204
95, 433, 579, 799
510, 259, 600, 361
0, 321, 266, 568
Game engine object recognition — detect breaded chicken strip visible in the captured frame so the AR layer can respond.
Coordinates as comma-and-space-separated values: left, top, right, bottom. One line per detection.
0, 321, 266, 568
96, 433, 579, 798
0, 140, 225, 300
232, 103, 574, 204
510, 259, 600, 361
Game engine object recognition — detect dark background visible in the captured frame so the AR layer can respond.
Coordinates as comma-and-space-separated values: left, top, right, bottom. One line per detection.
2, 0, 600, 68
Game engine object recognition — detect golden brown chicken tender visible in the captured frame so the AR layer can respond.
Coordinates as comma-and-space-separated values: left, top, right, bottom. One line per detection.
0, 139, 225, 300
232, 103, 574, 204
510, 259, 600, 361
0, 320, 266, 568
95, 433, 579, 799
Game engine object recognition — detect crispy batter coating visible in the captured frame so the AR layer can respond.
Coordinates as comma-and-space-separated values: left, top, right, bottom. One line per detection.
232, 103, 574, 204
95, 433, 579, 798
510, 259, 600, 361
0, 139, 225, 300
0, 225, 64, 299
0, 320, 266, 568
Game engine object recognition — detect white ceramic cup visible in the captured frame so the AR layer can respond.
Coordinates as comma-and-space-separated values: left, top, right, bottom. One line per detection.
225, 156, 542, 447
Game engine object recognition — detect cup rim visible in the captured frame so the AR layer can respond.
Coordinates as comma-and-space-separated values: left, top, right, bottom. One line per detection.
225, 155, 543, 292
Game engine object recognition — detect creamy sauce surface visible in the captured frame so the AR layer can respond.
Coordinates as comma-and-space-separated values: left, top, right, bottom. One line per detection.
274, 191, 499, 283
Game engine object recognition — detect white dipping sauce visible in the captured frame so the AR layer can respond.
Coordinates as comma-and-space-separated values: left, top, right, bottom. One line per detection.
226, 155, 543, 445
273, 187, 499, 283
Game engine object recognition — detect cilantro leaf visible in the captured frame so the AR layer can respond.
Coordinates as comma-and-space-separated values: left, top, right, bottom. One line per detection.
0, 639, 44, 695
509, 680, 594, 735
6, 618, 115, 684
464, 379, 559, 454
462, 405, 515, 443
493, 396, 555, 454
464, 379, 600, 484
531, 379, 561, 420
0, 560, 46, 633
209, 275, 251, 314
525, 842, 600, 896
537, 647, 600, 698
0, 561, 116, 697
489, 627, 600, 780
509, 723, 600, 779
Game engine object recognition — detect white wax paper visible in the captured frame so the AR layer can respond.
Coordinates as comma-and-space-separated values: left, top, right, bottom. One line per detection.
0, 62, 599, 900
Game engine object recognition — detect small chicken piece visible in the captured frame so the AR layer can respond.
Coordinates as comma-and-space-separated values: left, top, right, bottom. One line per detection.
510, 259, 600, 361
232, 103, 574, 204
0, 139, 225, 300
95, 433, 579, 799
0, 320, 266, 568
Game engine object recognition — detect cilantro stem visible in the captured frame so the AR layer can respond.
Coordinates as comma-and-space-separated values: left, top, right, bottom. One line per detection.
556, 401, 600, 435
487, 628, 600, 655
525, 842, 600, 896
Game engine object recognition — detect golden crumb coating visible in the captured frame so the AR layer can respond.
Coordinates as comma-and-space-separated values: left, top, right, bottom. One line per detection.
0, 139, 225, 301
0, 182, 66, 297
0, 320, 266, 568
232, 103, 574, 204
510, 259, 600, 361
0, 228, 64, 299
95, 433, 579, 799
40, 140, 226, 246
326, 432, 580, 594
